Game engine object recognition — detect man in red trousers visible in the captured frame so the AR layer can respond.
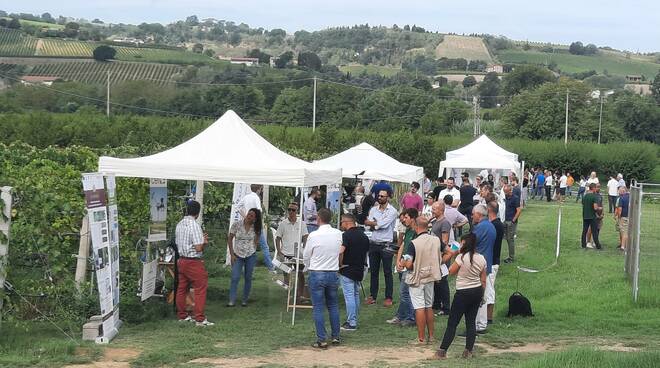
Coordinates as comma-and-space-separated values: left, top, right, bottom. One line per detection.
175, 200, 213, 326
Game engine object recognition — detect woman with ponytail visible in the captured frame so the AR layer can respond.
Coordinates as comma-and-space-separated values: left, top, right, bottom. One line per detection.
434, 233, 487, 359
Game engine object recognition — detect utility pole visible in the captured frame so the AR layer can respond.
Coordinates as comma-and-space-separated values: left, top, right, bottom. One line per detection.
472, 95, 480, 137
598, 93, 604, 144
564, 89, 569, 147
312, 76, 317, 132
106, 71, 111, 118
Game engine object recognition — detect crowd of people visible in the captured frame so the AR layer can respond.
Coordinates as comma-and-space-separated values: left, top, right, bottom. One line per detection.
171, 167, 631, 359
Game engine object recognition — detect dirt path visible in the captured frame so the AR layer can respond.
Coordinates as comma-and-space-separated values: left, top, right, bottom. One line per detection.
190, 341, 558, 367
64, 347, 140, 368
35, 39, 44, 56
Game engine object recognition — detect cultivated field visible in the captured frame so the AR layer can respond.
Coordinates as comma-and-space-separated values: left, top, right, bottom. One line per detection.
435, 35, 493, 62
0, 28, 222, 66
497, 49, 660, 77
0, 28, 37, 56
339, 64, 402, 77
27, 60, 182, 84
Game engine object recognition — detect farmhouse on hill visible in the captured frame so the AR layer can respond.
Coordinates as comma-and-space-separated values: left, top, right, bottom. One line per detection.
20, 76, 62, 86
217, 56, 260, 66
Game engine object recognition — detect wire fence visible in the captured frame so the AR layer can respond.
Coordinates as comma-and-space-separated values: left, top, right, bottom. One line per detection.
625, 182, 660, 305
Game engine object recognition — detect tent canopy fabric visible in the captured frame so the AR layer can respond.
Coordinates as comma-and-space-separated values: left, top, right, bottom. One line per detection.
98, 110, 341, 187
438, 135, 521, 177
312, 142, 424, 184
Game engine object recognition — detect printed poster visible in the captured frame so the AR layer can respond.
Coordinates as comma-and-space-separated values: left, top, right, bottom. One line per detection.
82, 173, 106, 209
148, 179, 167, 242
141, 258, 158, 301
81, 173, 121, 343
326, 183, 341, 227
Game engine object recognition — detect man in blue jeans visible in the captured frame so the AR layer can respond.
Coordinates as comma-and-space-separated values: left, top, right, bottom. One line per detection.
338, 214, 369, 331
303, 208, 343, 349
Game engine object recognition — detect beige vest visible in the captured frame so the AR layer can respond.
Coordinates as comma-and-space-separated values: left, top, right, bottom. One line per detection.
405, 233, 442, 287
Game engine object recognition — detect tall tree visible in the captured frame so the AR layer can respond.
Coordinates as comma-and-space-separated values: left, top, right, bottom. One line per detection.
501, 65, 555, 96
651, 70, 660, 104
297, 51, 322, 71
92, 45, 117, 61
478, 72, 501, 108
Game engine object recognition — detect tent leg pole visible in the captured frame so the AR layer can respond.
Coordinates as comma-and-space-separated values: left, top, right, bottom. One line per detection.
74, 214, 90, 293
195, 180, 204, 225
292, 188, 304, 326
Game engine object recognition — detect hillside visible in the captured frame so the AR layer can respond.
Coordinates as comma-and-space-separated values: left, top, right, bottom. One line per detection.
0, 28, 222, 66
497, 49, 660, 78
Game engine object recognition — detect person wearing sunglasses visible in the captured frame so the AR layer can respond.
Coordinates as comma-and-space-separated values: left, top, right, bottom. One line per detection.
275, 202, 309, 299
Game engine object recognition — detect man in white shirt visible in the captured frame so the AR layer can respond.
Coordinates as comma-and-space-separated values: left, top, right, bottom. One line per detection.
439, 177, 461, 208
617, 174, 625, 189
558, 172, 568, 203
303, 208, 342, 349
239, 184, 274, 271
606, 175, 619, 213
276, 202, 309, 297
364, 188, 398, 307
304, 189, 321, 233
544, 170, 553, 202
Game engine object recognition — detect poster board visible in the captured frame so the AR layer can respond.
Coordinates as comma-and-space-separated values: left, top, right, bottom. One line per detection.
0, 186, 12, 322
148, 179, 167, 242
82, 173, 121, 343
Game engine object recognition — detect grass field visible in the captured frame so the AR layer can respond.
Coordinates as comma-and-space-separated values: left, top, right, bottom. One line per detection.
435, 35, 493, 62
1, 18, 66, 30
28, 60, 182, 85
1, 196, 659, 367
339, 64, 402, 77
497, 49, 660, 78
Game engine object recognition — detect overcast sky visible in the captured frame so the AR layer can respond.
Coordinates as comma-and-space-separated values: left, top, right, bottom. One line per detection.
5, 1, 659, 52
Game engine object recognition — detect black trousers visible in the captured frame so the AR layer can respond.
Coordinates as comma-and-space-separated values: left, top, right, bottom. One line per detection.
433, 275, 451, 313
368, 246, 393, 300
440, 286, 483, 352
545, 186, 552, 202
581, 218, 602, 249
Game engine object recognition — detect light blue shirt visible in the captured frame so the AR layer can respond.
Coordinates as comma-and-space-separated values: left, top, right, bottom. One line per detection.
367, 203, 398, 243
472, 220, 495, 274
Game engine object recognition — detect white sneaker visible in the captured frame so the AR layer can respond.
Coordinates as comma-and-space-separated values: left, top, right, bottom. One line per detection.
586, 242, 595, 249
178, 316, 193, 323
196, 319, 215, 327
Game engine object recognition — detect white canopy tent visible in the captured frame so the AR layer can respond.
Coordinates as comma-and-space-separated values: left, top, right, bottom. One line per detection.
312, 142, 424, 184
98, 110, 342, 325
438, 135, 522, 179
99, 110, 341, 187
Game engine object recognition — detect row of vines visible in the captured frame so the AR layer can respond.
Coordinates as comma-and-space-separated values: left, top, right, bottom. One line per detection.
29, 61, 182, 84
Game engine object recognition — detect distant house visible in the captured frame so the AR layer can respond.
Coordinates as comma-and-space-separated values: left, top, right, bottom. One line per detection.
486, 64, 504, 74
218, 57, 260, 66
20, 76, 62, 86
111, 37, 145, 46
624, 83, 652, 96
626, 75, 643, 83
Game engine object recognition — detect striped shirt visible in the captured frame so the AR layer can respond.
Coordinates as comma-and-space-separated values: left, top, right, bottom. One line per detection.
175, 216, 204, 258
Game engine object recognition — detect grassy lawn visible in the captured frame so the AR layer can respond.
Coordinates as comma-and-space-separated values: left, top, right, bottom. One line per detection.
1, 197, 659, 367
339, 64, 402, 77
497, 49, 660, 78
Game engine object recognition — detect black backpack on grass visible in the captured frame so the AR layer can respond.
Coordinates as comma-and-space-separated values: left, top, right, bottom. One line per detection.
507, 291, 534, 317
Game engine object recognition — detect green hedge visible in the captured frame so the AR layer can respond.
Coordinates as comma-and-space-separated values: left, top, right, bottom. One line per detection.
258, 125, 658, 182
